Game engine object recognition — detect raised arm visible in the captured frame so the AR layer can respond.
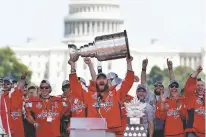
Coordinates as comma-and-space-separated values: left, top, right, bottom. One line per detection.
141, 59, 148, 84
84, 57, 97, 80
116, 56, 134, 100
167, 59, 175, 81
68, 60, 87, 100
184, 65, 202, 97
17, 72, 27, 92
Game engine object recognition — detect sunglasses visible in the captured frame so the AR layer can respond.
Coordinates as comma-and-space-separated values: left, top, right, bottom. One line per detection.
170, 84, 179, 88
154, 85, 163, 87
63, 85, 70, 88
40, 86, 49, 89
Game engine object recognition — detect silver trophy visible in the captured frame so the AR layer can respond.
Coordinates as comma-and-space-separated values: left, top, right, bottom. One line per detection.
123, 97, 147, 137
68, 30, 131, 62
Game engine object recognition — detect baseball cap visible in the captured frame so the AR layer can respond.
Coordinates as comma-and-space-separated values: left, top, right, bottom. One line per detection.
78, 77, 86, 85
3, 76, 13, 83
28, 84, 37, 90
107, 72, 118, 80
40, 80, 51, 87
62, 80, 70, 87
0, 78, 3, 83
168, 80, 179, 87
137, 84, 147, 91
154, 81, 164, 87
96, 73, 107, 79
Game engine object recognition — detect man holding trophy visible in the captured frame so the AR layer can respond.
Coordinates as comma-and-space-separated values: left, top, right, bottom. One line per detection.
68, 30, 135, 137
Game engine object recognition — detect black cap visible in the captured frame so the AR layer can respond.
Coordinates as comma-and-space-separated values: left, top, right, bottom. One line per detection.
96, 73, 107, 79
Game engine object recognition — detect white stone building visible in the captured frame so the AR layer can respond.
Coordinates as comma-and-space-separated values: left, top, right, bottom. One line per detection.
9, 0, 205, 95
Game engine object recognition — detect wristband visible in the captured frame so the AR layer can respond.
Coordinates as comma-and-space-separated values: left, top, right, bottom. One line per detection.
142, 68, 146, 71
71, 69, 76, 73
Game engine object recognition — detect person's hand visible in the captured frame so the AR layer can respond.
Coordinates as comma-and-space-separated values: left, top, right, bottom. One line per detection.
21, 72, 27, 80
126, 56, 133, 63
142, 59, 148, 69
167, 58, 173, 70
69, 52, 79, 62
134, 75, 139, 82
160, 92, 166, 102
33, 122, 40, 129
176, 99, 182, 111
68, 60, 75, 66
84, 57, 92, 65
195, 65, 203, 74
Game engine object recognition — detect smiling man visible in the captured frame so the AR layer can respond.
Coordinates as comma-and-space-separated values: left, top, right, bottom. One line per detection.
25, 80, 70, 137
69, 56, 134, 137
184, 66, 205, 137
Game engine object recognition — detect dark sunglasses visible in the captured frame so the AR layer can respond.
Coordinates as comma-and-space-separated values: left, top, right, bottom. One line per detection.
154, 85, 163, 87
40, 86, 49, 89
170, 84, 179, 88
63, 84, 70, 89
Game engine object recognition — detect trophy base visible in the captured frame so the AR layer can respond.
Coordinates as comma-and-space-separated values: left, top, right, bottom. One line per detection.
123, 124, 147, 137
124, 118, 147, 137
127, 117, 143, 125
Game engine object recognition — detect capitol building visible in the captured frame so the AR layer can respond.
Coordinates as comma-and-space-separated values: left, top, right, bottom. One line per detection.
9, 0, 205, 95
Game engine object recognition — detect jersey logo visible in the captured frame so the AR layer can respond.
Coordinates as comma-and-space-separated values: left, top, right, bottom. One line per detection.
36, 102, 42, 109
74, 98, 79, 104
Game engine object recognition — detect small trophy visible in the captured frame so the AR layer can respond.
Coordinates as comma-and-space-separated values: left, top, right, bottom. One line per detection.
123, 97, 147, 137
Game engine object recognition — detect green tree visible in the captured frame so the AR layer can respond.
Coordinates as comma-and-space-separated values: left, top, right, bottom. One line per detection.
147, 65, 205, 91
0, 47, 32, 81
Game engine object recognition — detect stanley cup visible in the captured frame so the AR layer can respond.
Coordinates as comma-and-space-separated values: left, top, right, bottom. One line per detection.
123, 97, 148, 137
68, 30, 131, 62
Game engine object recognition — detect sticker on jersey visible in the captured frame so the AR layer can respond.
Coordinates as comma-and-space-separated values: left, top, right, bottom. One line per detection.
109, 91, 113, 96
196, 99, 202, 104
11, 112, 21, 120
164, 103, 169, 109
74, 98, 79, 104
62, 102, 68, 107
47, 116, 52, 122
92, 93, 97, 99
54, 102, 58, 108
36, 102, 42, 109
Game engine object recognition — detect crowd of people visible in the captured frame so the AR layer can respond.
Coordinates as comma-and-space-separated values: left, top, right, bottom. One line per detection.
0, 55, 205, 137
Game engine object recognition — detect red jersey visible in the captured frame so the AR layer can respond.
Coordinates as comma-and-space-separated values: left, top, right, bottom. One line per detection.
1, 88, 25, 137
184, 77, 205, 137
155, 96, 187, 137
25, 96, 69, 137
69, 71, 134, 134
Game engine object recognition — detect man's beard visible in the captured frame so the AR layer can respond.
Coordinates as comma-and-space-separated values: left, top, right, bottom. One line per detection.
154, 90, 161, 96
138, 96, 145, 103
96, 84, 109, 92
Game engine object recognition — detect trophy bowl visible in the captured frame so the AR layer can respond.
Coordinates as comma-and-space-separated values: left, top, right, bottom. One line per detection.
68, 30, 131, 62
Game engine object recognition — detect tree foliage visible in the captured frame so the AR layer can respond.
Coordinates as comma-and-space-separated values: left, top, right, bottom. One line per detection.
0, 47, 32, 81
147, 65, 205, 90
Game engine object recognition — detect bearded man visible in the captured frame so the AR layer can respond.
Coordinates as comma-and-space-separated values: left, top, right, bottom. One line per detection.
69, 56, 134, 137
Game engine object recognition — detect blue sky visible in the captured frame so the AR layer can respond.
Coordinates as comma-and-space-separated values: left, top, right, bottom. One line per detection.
0, 0, 205, 49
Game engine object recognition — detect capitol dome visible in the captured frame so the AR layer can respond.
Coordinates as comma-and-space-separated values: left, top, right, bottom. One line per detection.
62, 0, 124, 47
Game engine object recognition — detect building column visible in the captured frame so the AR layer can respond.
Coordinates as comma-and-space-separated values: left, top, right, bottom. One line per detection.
74, 22, 78, 36
84, 22, 87, 35
109, 22, 112, 33
79, 22, 83, 36
100, 22, 103, 33
104, 21, 108, 33
94, 21, 98, 33
89, 21, 92, 35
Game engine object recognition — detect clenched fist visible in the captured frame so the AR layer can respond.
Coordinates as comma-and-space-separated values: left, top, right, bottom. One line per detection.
142, 59, 148, 69
167, 58, 173, 70
84, 57, 92, 65
21, 72, 27, 80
